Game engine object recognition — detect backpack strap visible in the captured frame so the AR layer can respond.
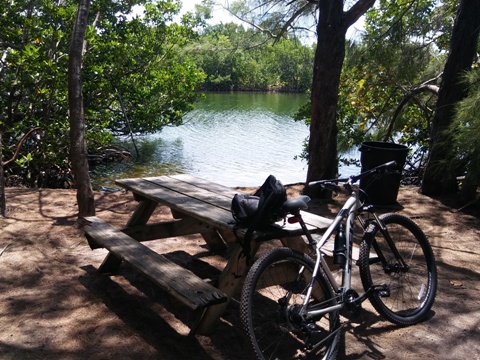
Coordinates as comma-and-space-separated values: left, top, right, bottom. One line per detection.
241, 175, 283, 265
241, 204, 266, 265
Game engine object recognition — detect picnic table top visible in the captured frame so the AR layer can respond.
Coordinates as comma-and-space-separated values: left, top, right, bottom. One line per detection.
115, 174, 332, 241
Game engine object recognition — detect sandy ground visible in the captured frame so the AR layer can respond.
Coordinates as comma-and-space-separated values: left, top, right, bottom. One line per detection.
0, 184, 479, 360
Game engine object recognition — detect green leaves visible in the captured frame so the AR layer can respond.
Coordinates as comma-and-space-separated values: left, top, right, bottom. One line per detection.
448, 69, 480, 192
186, 23, 314, 92
337, 10, 441, 151
1, 0, 205, 187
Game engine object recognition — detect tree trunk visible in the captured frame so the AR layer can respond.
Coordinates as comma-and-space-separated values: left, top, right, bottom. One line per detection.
421, 0, 480, 196
68, 0, 95, 219
305, 0, 374, 196
0, 132, 6, 217
305, 8, 344, 196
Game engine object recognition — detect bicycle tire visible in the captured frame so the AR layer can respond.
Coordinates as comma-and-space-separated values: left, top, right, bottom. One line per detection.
359, 213, 437, 325
240, 247, 340, 360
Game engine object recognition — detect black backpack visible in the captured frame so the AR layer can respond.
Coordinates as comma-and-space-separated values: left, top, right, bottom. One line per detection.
231, 194, 260, 224
231, 175, 287, 262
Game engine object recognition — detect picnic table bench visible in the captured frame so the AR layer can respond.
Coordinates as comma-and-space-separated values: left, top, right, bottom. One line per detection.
84, 174, 332, 335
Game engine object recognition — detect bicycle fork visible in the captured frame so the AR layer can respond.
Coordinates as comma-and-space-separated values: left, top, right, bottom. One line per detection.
359, 205, 410, 272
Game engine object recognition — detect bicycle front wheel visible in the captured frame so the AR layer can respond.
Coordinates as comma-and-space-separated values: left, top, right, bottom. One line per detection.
240, 247, 340, 360
359, 213, 437, 325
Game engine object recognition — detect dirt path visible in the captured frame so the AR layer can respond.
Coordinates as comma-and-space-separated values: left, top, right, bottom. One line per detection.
0, 186, 479, 359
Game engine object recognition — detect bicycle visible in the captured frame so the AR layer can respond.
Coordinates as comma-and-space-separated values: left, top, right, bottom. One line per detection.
240, 161, 437, 360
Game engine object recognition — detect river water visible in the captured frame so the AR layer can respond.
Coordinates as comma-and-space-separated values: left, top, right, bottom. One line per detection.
92, 92, 359, 188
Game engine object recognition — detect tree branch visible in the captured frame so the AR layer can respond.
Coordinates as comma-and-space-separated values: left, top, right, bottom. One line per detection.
276, 2, 314, 43
116, 89, 140, 160
228, 11, 279, 40
2, 127, 42, 167
343, 0, 375, 28
384, 84, 439, 140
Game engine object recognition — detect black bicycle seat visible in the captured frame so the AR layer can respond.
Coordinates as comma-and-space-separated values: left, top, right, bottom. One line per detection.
283, 195, 311, 212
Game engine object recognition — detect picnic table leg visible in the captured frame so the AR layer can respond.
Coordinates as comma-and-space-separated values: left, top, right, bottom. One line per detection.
200, 230, 227, 253
170, 209, 227, 253
192, 241, 259, 335
98, 199, 158, 273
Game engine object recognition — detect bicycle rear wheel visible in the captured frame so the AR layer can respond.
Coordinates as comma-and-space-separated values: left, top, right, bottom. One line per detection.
359, 213, 437, 325
240, 247, 340, 360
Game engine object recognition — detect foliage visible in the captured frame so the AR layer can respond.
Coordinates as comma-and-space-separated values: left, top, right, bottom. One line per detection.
340, 0, 442, 148
337, 39, 438, 152
185, 23, 314, 92
0, 0, 205, 187
83, 1, 206, 136
448, 68, 480, 194
227, 0, 318, 43
365, 0, 437, 45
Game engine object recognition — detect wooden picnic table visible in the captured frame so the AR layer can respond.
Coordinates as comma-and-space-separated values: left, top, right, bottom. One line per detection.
84, 174, 332, 335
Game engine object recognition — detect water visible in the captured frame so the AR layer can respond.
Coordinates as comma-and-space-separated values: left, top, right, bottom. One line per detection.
92, 92, 360, 188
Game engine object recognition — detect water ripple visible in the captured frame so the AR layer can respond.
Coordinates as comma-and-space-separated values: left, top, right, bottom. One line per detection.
94, 93, 360, 188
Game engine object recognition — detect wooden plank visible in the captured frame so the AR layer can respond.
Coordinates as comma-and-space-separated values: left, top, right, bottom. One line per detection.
97, 251, 123, 273
167, 174, 241, 199
146, 175, 234, 210
115, 178, 235, 233
97, 198, 158, 272
84, 216, 227, 311
281, 235, 312, 253
301, 210, 332, 230
169, 210, 227, 252
121, 217, 215, 242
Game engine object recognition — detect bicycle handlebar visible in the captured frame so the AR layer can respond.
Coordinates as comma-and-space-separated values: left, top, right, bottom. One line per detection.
308, 161, 398, 189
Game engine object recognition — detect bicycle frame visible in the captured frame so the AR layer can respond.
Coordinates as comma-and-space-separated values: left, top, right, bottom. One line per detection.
299, 189, 360, 319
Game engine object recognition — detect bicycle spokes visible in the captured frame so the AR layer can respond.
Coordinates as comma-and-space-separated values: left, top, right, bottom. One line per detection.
359, 213, 437, 325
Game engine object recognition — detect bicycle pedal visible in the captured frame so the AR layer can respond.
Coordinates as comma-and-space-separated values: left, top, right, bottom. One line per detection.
304, 322, 321, 332
371, 284, 390, 297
